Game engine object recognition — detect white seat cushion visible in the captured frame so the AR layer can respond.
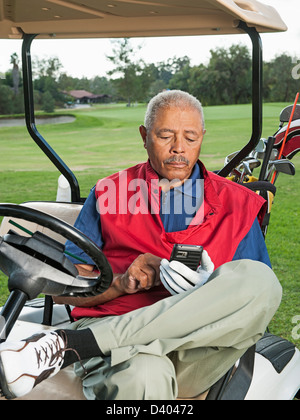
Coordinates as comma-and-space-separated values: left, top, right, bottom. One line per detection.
0, 201, 83, 244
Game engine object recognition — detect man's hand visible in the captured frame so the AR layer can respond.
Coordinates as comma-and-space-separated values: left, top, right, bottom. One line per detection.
53, 253, 162, 307
115, 253, 162, 295
160, 250, 214, 295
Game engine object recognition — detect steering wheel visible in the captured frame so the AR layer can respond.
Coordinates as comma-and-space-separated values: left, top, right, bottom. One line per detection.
0, 203, 113, 299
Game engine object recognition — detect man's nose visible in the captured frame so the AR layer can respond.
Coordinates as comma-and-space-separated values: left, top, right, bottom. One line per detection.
170, 136, 185, 154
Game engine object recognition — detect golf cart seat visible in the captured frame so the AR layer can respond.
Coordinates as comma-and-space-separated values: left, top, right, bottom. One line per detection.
0, 201, 83, 244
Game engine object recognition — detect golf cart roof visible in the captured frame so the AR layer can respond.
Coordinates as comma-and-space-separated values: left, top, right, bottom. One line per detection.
0, 0, 287, 40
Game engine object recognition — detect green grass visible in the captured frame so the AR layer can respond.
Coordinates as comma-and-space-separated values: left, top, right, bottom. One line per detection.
0, 102, 299, 346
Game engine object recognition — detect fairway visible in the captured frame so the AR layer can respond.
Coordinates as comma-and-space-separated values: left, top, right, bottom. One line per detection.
0, 103, 299, 345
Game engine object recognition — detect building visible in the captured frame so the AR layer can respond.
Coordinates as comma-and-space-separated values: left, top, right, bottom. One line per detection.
67, 90, 110, 104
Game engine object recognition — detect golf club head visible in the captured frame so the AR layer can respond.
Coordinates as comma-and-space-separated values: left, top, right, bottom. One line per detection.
255, 138, 266, 154
239, 158, 261, 171
269, 159, 296, 176
242, 161, 252, 176
253, 139, 266, 159
270, 149, 279, 161
224, 151, 239, 166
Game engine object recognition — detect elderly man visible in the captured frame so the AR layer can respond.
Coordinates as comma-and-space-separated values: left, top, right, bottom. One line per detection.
0, 90, 282, 400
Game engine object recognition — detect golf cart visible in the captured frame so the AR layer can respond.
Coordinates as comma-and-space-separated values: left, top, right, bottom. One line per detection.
0, 0, 299, 400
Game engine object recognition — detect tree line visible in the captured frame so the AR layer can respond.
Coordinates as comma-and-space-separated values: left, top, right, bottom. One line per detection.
0, 39, 299, 115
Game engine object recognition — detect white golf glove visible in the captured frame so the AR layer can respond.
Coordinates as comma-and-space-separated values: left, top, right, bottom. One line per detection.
160, 250, 215, 295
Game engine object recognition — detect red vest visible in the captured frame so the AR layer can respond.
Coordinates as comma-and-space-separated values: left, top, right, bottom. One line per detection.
72, 161, 266, 320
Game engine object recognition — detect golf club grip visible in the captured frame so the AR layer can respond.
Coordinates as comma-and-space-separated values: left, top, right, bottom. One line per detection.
259, 136, 275, 181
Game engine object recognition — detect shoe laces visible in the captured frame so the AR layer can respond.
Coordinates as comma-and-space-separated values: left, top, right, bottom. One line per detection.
34, 332, 66, 370
34, 331, 87, 375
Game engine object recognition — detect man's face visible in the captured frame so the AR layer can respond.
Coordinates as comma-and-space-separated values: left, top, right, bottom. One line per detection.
140, 106, 205, 182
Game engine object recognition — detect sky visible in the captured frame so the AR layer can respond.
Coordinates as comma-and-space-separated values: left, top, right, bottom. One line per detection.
0, 0, 299, 79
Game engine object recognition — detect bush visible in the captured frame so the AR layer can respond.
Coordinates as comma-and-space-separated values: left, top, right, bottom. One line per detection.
42, 91, 55, 113
0, 84, 14, 114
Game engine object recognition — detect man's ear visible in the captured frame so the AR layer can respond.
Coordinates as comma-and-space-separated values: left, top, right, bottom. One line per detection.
139, 125, 147, 149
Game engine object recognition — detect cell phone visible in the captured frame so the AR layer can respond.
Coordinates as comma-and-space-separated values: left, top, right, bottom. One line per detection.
170, 244, 203, 271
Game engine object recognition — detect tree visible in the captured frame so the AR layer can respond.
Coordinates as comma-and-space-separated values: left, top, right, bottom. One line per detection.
10, 53, 20, 96
0, 83, 14, 114
168, 63, 191, 92
33, 56, 63, 80
138, 64, 157, 101
187, 64, 210, 105
89, 76, 116, 97
33, 56, 65, 108
107, 38, 143, 105
1, 45, 299, 116
42, 91, 55, 113
264, 54, 300, 102
0, 52, 23, 114
57, 73, 76, 92
205, 44, 252, 105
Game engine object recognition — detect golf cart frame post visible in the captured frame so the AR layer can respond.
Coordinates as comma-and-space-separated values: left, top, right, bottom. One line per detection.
20, 21, 263, 200
218, 20, 263, 178
22, 34, 81, 203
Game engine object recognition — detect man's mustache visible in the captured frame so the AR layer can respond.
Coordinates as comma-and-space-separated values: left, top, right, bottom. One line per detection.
164, 156, 190, 165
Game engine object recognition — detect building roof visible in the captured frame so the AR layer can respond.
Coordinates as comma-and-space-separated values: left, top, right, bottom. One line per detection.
68, 90, 94, 99
66, 90, 110, 100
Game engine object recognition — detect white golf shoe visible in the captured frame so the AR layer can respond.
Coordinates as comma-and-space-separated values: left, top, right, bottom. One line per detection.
0, 331, 66, 399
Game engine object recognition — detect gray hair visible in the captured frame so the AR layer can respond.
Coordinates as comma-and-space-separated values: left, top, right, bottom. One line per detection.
144, 90, 205, 132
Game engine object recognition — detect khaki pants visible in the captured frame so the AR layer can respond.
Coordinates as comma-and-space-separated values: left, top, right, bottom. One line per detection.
70, 260, 282, 400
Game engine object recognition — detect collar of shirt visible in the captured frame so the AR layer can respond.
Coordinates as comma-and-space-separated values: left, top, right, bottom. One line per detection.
175, 163, 202, 197
160, 164, 204, 232
160, 164, 203, 204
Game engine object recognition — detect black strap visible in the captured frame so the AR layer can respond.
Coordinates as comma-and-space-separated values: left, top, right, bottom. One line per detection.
42, 295, 53, 326
241, 181, 277, 196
